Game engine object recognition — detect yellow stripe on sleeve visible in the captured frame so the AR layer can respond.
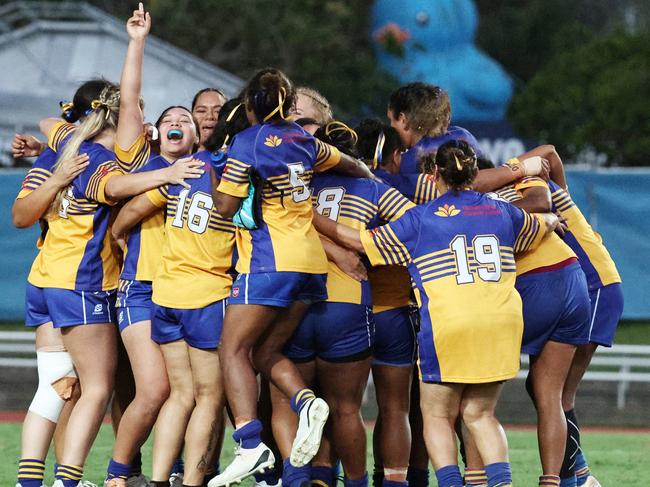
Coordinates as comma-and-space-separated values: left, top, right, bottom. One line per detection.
47, 121, 76, 152
115, 133, 150, 171
314, 140, 341, 172
145, 186, 168, 208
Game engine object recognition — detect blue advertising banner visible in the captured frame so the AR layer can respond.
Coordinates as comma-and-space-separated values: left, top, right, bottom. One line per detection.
0, 169, 648, 321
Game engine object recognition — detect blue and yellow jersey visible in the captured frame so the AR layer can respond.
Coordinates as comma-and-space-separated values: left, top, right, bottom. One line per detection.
116, 132, 194, 282
16, 149, 58, 249
120, 156, 170, 282
360, 190, 546, 383
399, 126, 483, 175
114, 132, 154, 172
146, 154, 235, 309
16, 148, 58, 200
218, 121, 341, 274
549, 180, 621, 290
374, 169, 439, 205
493, 176, 576, 275
28, 124, 123, 291
48, 121, 76, 152
312, 172, 414, 305
370, 169, 437, 311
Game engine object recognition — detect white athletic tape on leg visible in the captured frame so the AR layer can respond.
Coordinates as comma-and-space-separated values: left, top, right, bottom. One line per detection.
28, 350, 77, 423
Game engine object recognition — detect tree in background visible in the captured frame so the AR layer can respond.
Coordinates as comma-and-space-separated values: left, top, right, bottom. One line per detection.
509, 26, 650, 166
88, 0, 396, 117
87, 0, 650, 164
475, 0, 650, 166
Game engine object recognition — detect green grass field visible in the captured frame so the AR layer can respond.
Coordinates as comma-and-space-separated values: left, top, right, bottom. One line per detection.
0, 424, 648, 486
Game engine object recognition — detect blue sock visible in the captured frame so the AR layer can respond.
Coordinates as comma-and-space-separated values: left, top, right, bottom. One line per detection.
55, 463, 84, 487
212, 458, 220, 476
17, 458, 45, 487
290, 389, 316, 414
107, 458, 132, 480
254, 467, 280, 485
232, 419, 263, 449
406, 467, 429, 487
171, 457, 184, 475
282, 458, 311, 487
332, 460, 343, 487
560, 476, 577, 487
312, 465, 335, 487
382, 480, 408, 487
574, 450, 589, 486
131, 451, 143, 477
485, 462, 512, 487
434, 465, 463, 487
343, 473, 369, 487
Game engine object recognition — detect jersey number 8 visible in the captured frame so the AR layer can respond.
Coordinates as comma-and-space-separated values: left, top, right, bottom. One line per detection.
172, 189, 213, 234
450, 234, 502, 285
315, 187, 345, 221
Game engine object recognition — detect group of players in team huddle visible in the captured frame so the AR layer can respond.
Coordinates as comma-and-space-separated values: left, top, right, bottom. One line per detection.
11, 4, 624, 487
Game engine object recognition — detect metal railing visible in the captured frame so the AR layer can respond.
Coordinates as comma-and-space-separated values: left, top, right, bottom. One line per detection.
2, 330, 649, 410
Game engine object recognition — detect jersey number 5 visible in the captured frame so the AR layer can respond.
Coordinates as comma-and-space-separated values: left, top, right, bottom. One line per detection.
172, 189, 213, 234
288, 163, 311, 203
450, 234, 502, 285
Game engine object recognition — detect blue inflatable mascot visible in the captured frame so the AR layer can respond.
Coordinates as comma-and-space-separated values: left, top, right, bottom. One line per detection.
372, 0, 513, 122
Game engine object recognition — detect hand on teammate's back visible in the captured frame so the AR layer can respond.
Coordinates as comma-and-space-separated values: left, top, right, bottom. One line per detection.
334, 248, 368, 282
554, 211, 568, 237
12, 134, 45, 159
51, 154, 90, 188
165, 157, 205, 189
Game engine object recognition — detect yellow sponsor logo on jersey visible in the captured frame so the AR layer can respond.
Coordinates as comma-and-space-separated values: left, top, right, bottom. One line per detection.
434, 204, 461, 217
264, 135, 283, 148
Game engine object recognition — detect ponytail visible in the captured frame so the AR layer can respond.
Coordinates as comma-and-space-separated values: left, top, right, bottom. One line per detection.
244, 68, 294, 124
48, 84, 120, 217
420, 140, 477, 191
314, 120, 358, 157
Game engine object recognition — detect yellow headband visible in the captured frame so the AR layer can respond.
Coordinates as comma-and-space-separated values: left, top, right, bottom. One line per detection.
225, 103, 243, 122
372, 132, 386, 170
263, 87, 287, 122
60, 101, 74, 114
90, 99, 111, 120
325, 121, 358, 144
454, 154, 463, 171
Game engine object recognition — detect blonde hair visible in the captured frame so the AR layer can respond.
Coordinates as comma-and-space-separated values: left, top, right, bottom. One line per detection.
296, 86, 333, 125
49, 85, 121, 217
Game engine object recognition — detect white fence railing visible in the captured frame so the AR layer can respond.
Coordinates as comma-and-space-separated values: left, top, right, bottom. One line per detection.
518, 344, 650, 410
2, 331, 649, 410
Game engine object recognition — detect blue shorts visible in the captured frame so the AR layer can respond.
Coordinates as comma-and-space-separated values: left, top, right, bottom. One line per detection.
284, 302, 374, 363
26, 283, 116, 328
373, 306, 417, 367
25, 283, 51, 327
588, 283, 624, 347
116, 280, 153, 332
229, 272, 327, 308
516, 262, 591, 356
152, 300, 226, 349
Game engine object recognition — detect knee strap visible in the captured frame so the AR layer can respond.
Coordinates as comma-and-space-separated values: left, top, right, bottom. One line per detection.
28, 350, 77, 423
